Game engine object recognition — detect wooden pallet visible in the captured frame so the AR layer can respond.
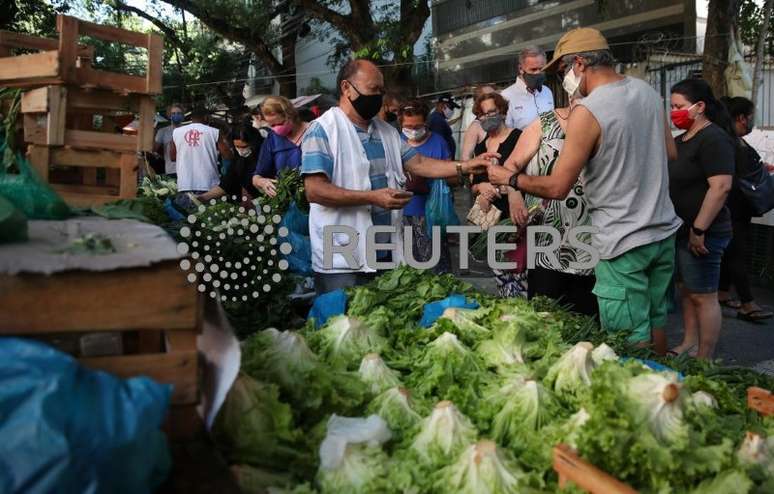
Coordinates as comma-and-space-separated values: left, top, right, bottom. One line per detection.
0, 15, 162, 95
0, 261, 202, 439
20, 85, 155, 207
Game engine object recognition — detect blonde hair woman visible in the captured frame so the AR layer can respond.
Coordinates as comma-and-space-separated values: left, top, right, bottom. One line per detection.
252, 96, 310, 197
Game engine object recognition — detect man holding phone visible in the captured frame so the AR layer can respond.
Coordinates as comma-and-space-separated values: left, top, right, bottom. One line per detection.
302, 59, 493, 294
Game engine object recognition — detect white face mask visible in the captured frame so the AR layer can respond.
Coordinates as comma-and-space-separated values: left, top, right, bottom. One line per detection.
403, 127, 427, 141
563, 66, 583, 98
236, 147, 253, 158
443, 107, 454, 119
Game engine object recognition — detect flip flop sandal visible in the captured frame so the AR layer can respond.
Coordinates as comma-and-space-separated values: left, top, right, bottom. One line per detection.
719, 299, 743, 309
667, 344, 698, 357
738, 309, 774, 322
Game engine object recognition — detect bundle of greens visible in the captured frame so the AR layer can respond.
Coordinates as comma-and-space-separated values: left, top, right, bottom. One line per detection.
212, 267, 774, 494
139, 175, 178, 199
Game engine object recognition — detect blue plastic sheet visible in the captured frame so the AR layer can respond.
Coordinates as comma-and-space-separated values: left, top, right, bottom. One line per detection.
308, 289, 348, 328
0, 337, 172, 494
163, 197, 185, 222
419, 294, 479, 328
621, 357, 684, 380
425, 179, 459, 236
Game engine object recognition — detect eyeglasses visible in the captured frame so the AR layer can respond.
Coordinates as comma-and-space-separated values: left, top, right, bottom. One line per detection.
478, 110, 500, 120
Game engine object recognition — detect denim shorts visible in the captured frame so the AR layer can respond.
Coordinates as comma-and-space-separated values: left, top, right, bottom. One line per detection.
675, 232, 732, 294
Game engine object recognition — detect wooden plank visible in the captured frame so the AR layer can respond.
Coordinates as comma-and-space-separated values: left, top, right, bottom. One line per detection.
51, 183, 119, 196
137, 95, 155, 151
0, 31, 94, 58
57, 15, 78, 83
51, 147, 123, 168
26, 145, 49, 182
119, 152, 138, 198
68, 88, 136, 112
47, 86, 67, 145
65, 129, 137, 152
56, 191, 122, 208
0, 261, 198, 333
146, 34, 163, 94
23, 114, 46, 145
106, 168, 120, 186
79, 351, 199, 405
166, 330, 198, 352
74, 17, 148, 47
81, 167, 98, 186
21, 86, 50, 113
554, 444, 638, 494
76, 66, 147, 94
748, 387, 774, 416
0, 50, 59, 82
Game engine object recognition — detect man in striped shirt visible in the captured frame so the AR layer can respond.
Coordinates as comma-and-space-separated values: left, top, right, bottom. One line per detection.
302, 59, 493, 294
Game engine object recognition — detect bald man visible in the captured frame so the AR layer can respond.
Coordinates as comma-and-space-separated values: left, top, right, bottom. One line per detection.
301, 58, 493, 293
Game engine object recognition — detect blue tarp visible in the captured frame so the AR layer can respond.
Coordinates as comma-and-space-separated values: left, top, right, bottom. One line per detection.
0, 337, 172, 494
308, 289, 348, 328
419, 294, 479, 328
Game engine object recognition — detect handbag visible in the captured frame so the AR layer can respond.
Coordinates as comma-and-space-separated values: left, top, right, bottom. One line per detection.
466, 196, 502, 230
736, 145, 774, 216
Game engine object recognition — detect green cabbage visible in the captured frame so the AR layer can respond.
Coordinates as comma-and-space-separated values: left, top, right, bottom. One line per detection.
491, 379, 562, 446
627, 371, 688, 443
316, 443, 390, 494
437, 308, 491, 343
544, 342, 595, 397
591, 343, 618, 365
476, 326, 527, 371
358, 353, 402, 395
211, 374, 312, 476
313, 316, 387, 370
367, 387, 424, 435
410, 400, 478, 465
433, 440, 524, 494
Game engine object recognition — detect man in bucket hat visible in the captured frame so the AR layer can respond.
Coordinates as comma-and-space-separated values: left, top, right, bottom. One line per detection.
488, 28, 681, 354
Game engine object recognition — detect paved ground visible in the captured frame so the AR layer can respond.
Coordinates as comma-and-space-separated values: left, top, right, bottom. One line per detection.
448, 187, 774, 373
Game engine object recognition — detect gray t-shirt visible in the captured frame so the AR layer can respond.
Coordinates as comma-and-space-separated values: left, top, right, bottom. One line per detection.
578, 76, 682, 260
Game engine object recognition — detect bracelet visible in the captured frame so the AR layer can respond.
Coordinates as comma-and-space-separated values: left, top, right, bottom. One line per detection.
455, 162, 466, 187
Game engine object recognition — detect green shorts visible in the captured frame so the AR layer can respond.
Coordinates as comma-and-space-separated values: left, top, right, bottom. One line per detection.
593, 235, 676, 343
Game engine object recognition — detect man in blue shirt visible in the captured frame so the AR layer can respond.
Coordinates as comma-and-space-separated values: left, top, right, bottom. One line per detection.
301, 59, 492, 294
428, 94, 459, 159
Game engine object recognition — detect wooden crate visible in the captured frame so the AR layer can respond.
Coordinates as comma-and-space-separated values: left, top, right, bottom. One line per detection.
0, 261, 202, 439
748, 386, 774, 416
553, 444, 639, 494
0, 15, 162, 95
20, 85, 155, 207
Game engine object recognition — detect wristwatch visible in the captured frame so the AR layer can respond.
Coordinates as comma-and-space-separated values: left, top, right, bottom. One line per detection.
691, 225, 706, 236
508, 172, 520, 192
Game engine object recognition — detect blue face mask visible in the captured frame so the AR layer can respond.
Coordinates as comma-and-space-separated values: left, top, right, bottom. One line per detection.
170, 113, 184, 124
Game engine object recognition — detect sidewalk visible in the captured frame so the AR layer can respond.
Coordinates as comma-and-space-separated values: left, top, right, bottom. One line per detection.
449, 186, 774, 372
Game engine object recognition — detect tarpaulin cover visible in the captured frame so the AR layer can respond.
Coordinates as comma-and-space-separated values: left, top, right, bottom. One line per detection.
308, 289, 348, 328
0, 337, 172, 494
419, 294, 479, 328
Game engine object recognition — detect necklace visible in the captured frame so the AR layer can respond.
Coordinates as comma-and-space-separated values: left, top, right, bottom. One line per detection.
291, 123, 309, 145
681, 120, 711, 142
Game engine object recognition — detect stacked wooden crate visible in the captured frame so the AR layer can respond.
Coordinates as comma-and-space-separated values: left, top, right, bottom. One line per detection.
0, 15, 163, 207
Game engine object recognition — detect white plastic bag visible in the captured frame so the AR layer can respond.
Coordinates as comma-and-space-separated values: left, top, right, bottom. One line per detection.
319, 415, 392, 470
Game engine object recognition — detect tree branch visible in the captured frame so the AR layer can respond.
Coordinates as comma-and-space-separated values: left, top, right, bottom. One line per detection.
291, 0, 372, 48
113, 0, 185, 49
159, 0, 285, 75
399, 0, 430, 60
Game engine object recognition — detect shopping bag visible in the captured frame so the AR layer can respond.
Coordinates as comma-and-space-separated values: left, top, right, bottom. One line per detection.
425, 179, 459, 236
0, 149, 70, 220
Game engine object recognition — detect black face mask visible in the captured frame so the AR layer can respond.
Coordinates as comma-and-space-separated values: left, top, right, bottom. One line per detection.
385, 111, 397, 122
347, 80, 383, 121
523, 73, 545, 91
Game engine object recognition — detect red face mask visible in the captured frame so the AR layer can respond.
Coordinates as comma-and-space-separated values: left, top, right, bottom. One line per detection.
670, 103, 697, 130
272, 122, 293, 137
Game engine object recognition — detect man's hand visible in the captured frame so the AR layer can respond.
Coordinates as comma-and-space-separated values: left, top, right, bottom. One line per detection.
508, 190, 528, 226
253, 176, 278, 197
488, 164, 515, 186
689, 231, 709, 257
370, 188, 412, 210
462, 152, 501, 175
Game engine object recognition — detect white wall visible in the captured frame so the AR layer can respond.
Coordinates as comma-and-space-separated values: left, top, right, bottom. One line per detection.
294, 1, 433, 95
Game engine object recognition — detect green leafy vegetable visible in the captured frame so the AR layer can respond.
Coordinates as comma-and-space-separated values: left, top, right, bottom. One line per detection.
358, 353, 402, 395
